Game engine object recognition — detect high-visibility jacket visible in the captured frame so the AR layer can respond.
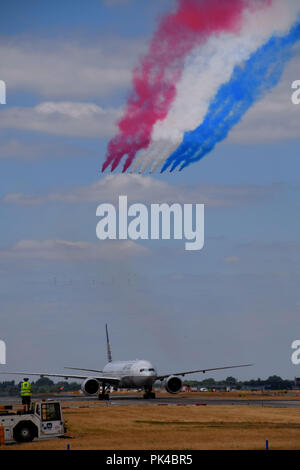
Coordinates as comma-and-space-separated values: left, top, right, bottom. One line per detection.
20, 381, 31, 397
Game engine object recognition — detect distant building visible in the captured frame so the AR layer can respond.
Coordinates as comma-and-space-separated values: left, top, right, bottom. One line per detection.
293, 377, 300, 390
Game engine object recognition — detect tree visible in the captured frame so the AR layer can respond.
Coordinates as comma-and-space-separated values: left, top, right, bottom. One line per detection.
225, 376, 237, 386
201, 378, 216, 387
34, 377, 54, 387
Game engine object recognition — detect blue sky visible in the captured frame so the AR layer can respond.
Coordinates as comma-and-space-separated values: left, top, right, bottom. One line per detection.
0, 0, 300, 382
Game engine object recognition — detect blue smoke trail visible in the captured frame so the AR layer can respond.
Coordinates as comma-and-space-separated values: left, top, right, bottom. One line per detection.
161, 21, 300, 173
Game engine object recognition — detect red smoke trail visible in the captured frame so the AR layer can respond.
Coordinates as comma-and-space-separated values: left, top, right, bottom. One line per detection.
102, 0, 251, 173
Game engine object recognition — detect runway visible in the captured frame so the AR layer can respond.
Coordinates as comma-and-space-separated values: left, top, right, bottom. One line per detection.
2, 393, 300, 408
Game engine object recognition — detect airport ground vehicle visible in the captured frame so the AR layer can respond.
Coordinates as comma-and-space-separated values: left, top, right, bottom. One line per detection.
0, 400, 65, 444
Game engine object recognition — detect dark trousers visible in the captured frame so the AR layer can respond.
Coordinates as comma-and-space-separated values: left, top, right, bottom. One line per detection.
21, 396, 31, 411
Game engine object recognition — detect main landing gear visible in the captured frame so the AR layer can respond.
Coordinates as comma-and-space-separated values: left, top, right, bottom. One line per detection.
143, 389, 156, 399
98, 384, 110, 401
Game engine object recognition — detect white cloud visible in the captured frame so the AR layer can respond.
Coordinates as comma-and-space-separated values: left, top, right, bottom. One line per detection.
0, 239, 148, 262
36, 102, 103, 118
2, 174, 282, 207
0, 140, 42, 159
0, 36, 145, 98
0, 33, 298, 144
0, 39, 298, 145
0, 101, 121, 137
0, 139, 95, 160
228, 56, 300, 143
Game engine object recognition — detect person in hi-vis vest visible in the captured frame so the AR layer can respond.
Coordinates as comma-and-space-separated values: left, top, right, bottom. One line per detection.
20, 378, 32, 412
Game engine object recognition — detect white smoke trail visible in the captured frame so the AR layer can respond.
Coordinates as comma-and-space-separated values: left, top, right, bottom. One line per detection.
148, 141, 181, 173
132, 139, 175, 173
131, 0, 300, 173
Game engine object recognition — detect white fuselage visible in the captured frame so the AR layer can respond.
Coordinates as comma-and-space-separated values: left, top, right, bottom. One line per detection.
103, 359, 157, 389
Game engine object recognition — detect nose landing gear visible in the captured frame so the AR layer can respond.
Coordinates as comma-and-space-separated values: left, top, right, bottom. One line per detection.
143, 389, 156, 399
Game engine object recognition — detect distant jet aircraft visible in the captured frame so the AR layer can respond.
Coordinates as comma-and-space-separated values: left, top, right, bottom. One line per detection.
0, 325, 252, 400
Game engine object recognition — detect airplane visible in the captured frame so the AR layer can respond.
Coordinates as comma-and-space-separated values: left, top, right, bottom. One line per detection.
0, 325, 252, 400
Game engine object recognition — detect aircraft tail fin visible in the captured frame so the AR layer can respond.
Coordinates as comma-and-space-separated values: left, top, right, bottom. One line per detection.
106, 324, 112, 363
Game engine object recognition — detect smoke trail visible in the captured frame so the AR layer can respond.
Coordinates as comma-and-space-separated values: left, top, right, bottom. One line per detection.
102, 0, 251, 173
161, 20, 300, 172
135, 0, 297, 173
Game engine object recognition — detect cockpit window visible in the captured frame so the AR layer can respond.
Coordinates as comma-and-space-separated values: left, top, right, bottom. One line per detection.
149, 368, 155, 371
140, 368, 145, 372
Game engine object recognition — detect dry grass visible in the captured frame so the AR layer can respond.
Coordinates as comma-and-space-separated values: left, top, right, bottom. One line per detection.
3, 404, 300, 450
167, 390, 300, 400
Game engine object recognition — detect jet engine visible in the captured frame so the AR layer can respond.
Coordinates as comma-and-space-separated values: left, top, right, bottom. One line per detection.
81, 378, 100, 395
163, 375, 183, 394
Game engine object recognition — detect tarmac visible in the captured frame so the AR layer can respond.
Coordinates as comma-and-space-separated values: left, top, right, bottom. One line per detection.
2, 393, 300, 408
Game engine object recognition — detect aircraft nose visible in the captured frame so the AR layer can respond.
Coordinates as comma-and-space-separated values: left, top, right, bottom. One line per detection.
147, 370, 157, 378
140, 370, 156, 378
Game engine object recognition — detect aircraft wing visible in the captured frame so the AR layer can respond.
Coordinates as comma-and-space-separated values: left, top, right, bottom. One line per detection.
157, 363, 253, 380
0, 371, 120, 385
64, 367, 103, 373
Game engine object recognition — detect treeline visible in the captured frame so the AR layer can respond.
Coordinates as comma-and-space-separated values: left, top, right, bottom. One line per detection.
0, 377, 81, 396
184, 375, 300, 391
1, 375, 299, 396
